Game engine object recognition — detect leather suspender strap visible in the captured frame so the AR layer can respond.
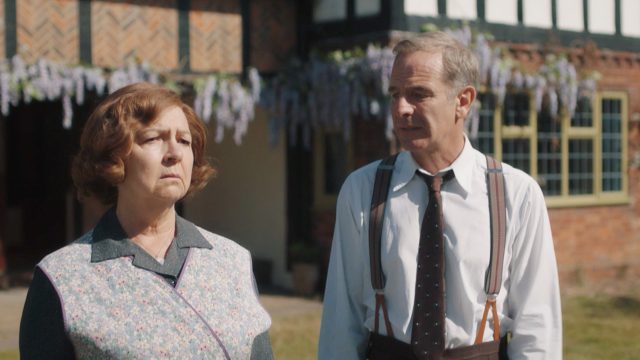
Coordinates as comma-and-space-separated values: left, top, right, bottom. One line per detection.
485, 155, 507, 296
369, 154, 399, 337
475, 155, 507, 344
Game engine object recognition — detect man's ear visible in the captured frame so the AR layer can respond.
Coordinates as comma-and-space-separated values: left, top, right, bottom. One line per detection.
455, 85, 477, 121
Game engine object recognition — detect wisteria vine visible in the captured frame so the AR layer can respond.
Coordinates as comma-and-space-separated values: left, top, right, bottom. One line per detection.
0, 55, 261, 146
0, 25, 601, 148
264, 25, 601, 146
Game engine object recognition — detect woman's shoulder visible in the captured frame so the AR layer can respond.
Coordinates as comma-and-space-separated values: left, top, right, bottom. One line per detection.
193, 226, 251, 257
38, 231, 95, 272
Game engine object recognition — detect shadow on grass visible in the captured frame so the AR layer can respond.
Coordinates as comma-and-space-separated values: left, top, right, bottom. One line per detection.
577, 295, 640, 318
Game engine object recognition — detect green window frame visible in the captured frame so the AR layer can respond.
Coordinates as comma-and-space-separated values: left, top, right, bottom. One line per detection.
474, 90, 628, 208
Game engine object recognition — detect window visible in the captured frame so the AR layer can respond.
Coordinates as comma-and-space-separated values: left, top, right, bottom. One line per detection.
314, 129, 353, 211
473, 90, 628, 207
313, 0, 347, 22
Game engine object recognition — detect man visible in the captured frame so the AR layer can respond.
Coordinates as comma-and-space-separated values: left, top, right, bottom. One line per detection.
318, 31, 562, 359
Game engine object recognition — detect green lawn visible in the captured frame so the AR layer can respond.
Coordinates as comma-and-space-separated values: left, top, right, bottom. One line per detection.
563, 292, 640, 360
270, 290, 640, 360
0, 350, 17, 360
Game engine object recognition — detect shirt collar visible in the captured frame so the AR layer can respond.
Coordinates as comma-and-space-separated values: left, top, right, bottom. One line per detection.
90, 207, 212, 263
391, 135, 476, 197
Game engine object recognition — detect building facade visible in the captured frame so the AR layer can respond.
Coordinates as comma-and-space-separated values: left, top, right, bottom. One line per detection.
0, 0, 638, 291
304, 0, 640, 289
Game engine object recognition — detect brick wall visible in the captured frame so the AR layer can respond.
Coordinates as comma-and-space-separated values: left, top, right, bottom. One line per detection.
2, 0, 298, 72
548, 46, 640, 286
189, 0, 241, 72
91, 0, 179, 69
17, 0, 78, 64
250, 0, 297, 72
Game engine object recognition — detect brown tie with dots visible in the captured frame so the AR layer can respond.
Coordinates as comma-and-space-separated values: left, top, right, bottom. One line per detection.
411, 171, 453, 360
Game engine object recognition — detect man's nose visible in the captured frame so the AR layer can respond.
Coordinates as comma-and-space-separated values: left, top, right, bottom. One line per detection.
393, 96, 413, 118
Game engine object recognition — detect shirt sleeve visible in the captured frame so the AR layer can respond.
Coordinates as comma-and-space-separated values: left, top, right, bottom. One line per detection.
20, 266, 76, 360
506, 182, 562, 360
318, 177, 369, 360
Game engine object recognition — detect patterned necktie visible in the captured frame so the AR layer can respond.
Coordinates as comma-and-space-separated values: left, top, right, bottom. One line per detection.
411, 170, 454, 360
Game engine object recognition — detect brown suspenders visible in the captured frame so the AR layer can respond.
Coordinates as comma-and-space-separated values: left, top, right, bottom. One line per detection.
369, 153, 400, 338
368, 154, 507, 345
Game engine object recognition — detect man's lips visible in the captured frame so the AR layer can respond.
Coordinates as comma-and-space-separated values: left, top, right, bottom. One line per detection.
397, 126, 422, 132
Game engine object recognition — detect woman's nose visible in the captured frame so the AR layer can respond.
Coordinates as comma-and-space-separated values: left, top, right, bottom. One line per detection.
163, 139, 183, 163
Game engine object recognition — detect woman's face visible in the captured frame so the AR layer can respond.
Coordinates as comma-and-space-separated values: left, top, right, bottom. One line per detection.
117, 106, 194, 206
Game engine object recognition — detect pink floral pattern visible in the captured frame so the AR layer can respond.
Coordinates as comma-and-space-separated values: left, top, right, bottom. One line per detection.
39, 227, 271, 359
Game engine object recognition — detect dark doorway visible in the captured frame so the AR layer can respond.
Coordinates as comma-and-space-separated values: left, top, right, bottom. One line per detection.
3, 96, 98, 271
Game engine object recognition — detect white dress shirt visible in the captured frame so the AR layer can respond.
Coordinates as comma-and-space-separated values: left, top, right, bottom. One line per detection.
318, 139, 562, 359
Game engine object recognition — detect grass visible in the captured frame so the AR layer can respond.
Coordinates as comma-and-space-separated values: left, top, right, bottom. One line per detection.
270, 311, 322, 360
2, 290, 638, 360
269, 290, 640, 360
0, 350, 17, 360
563, 292, 640, 360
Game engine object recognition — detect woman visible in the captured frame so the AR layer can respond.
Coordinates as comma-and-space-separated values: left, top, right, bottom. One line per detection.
20, 83, 274, 359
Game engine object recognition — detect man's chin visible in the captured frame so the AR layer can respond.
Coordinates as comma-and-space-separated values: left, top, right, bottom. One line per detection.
399, 139, 432, 152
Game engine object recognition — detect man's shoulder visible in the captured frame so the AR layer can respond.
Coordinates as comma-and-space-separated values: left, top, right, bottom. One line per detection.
491, 159, 545, 205
342, 157, 385, 187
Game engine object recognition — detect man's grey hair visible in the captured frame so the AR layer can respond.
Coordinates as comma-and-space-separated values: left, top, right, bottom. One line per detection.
393, 31, 479, 93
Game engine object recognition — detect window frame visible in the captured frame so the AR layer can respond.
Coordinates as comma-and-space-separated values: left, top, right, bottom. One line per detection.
488, 90, 628, 208
313, 127, 355, 212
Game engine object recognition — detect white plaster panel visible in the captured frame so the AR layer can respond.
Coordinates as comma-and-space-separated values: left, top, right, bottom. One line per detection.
313, 0, 347, 22
557, 0, 584, 31
404, 0, 438, 16
486, 0, 518, 25
524, 0, 552, 28
588, 0, 615, 34
356, 0, 381, 17
447, 0, 477, 20
622, 0, 640, 37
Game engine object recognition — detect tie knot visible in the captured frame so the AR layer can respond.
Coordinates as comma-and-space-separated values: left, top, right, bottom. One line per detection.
417, 170, 454, 192
430, 176, 443, 192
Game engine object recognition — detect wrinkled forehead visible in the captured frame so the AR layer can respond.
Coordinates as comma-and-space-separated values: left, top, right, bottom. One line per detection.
390, 51, 446, 84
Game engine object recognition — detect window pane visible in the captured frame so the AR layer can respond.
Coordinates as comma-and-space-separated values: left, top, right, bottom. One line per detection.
571, 96, 593, 127
356, 0, 381, 17
502, 139, 530, 173
502, 93, 529, 126
569, 139, 593, 195
324, 133, 348, 194
602, 98, 623, 192
313, 0, 347, 22
538, 108, 562, 195
472, 92, 495, 156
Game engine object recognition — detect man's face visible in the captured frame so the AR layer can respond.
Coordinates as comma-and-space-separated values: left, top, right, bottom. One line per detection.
389, 50, 465, 159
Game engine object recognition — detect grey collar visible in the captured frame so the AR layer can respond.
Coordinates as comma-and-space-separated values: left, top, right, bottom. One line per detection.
90, 208, 212, 266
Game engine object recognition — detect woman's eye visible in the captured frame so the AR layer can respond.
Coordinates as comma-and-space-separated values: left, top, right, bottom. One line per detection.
143, 137, 160, 143
180, 139, 191, 145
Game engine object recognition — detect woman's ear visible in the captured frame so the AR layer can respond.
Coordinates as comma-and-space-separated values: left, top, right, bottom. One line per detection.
455, 85, 477, 121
